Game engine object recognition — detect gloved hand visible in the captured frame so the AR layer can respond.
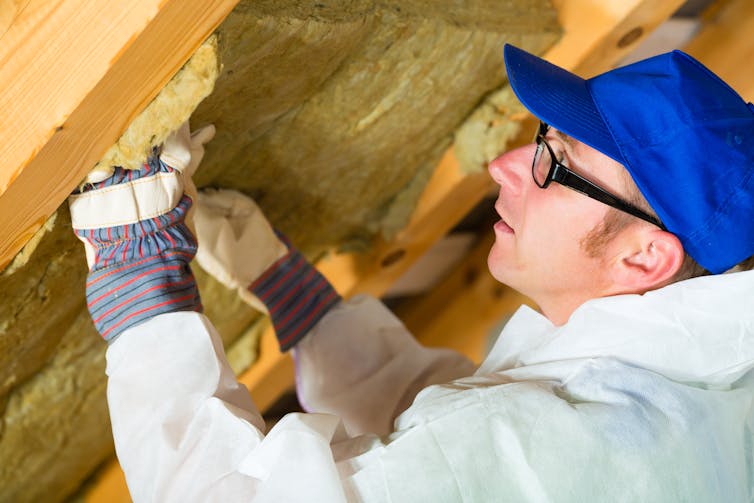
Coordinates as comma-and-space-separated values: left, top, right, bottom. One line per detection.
157, 121, 215, 238
68, 121, 213, 342
160, 121, 216, 178
193, 189, 341, 351
194, 188, 289, 313
70, 122, 215, 267
161, 121, 216, 224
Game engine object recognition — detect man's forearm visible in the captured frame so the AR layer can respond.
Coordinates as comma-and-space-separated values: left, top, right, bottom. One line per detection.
291, 295, 476, 435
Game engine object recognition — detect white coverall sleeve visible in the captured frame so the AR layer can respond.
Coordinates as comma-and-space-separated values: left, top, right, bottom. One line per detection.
107, 312, 350, 502
106, 307, 473, 502
294, 294, 476, 435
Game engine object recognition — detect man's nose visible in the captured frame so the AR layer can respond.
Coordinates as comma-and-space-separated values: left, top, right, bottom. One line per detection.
487, 144, 534, 195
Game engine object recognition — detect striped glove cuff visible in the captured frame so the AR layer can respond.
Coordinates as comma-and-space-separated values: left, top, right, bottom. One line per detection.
249, 236, 341, 352
74, 159, 202, 343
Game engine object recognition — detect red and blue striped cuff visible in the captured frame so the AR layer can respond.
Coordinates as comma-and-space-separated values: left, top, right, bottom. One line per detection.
76, 159, 202, 343
85, 250, 201, 342
249, 244, 341, 352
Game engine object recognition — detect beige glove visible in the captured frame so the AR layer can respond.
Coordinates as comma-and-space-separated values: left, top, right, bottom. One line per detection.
194, 188, 289, 313
160, 122, 215, 177
160, 122, 215, 234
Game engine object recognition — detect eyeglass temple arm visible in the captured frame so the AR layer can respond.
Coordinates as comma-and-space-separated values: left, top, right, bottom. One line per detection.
552, 166, 666, 230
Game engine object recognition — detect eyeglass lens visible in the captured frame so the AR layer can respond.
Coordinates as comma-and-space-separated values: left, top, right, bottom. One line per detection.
532, 125, 555, 188
533, 141, 550, 187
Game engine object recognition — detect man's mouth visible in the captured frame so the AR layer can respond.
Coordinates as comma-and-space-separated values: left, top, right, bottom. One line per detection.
494, 219, 514, 234
494, 202, 514, 234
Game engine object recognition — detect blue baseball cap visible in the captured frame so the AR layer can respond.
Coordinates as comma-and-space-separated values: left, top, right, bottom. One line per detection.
503, 44, 754, 274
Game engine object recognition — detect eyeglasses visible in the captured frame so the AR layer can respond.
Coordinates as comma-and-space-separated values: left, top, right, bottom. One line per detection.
532, 122, 665, 230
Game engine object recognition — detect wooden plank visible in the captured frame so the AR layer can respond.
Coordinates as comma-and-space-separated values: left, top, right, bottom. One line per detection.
548, 0, 686, 76
0, 0, 240, 271
683, 0, 754, 101
240, 321, 295, 413
82, 462, 131, 503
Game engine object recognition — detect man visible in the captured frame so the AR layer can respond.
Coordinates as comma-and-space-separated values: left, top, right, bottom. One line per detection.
69, 45, 754, 501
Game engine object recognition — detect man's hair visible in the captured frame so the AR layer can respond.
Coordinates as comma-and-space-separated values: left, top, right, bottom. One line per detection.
581, 171, 754, 282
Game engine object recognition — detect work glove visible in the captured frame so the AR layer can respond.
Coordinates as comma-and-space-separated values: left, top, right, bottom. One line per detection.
193, 190, 341, 351
160, 122, 216, 230
194, 188, 289, 313
68, 122, 214, 342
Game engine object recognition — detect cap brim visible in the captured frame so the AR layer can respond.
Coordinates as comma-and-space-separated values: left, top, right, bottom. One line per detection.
503, 44, 623, 164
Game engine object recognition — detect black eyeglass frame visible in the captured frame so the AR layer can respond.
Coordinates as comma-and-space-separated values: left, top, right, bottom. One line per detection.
533, 122, 665, 230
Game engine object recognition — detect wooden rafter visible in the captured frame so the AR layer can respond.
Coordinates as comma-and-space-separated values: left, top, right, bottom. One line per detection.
0, 0, 240, 271
549, 0, 685, 76
684, 0, 754, 101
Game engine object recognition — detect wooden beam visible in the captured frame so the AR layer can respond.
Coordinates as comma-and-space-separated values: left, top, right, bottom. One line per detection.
82, 462, 131, 503
0, 0, 240, 271
548, 0, 686, 76
683, 0, 754, 101
241, 321, 295, 413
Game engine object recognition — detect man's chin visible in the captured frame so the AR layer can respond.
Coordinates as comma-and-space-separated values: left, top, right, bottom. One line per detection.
487, 246, 529, 294
487, 247, 513, 285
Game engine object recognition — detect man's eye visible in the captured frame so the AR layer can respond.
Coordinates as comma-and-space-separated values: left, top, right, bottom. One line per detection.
552, 146, 567, 165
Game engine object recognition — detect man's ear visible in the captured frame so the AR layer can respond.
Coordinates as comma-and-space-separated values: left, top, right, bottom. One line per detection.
610, 229, 684, 293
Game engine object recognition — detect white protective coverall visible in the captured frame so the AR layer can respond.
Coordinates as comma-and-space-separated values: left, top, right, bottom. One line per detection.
106, 269, 754, 502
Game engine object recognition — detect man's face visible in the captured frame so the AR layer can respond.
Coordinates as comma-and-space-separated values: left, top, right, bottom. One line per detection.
487, 127, 631, 323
